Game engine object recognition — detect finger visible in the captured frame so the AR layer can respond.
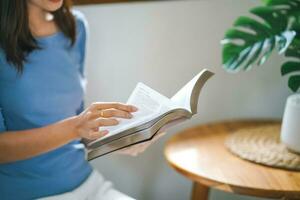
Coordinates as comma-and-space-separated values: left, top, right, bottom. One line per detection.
83, 111, 94, 120
88, 130, 109, 140
90, 102, 138, 112
88, 109, 132, 119
87, 110, 103, 120
101, 109, 133, 119
89, 118, 119, 129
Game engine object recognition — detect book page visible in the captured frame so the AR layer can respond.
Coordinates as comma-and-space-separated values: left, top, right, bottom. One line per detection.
171, 69, 214, 114
97, 83, 177, 141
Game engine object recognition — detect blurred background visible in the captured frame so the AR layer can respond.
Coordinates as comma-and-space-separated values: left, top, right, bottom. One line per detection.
75, 0, 292, 199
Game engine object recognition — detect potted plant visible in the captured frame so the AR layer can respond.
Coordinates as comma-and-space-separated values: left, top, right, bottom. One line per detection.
221, 0, 300, 153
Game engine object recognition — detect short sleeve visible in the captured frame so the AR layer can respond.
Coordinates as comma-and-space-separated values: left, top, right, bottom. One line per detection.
72, 10, 89, 115
72, 10, 89, 78
0, 52, 7, 132
0, 108, 7, 132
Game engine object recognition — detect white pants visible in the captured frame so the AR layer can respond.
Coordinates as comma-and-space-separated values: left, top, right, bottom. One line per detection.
38, 170, 135, 200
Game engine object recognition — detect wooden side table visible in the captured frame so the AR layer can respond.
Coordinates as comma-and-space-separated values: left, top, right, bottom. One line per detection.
164, 120, 300, 200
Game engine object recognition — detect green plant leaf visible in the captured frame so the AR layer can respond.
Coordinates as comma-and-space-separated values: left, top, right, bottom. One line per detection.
285, 38, 300, 58
243, 41, 264, 70
281, 61, 300, 75
222, 0, 300, 92
282, 38, 300, 92
222, 27, 295, 72
257, 38, 275, 65
250, 6, 287, 32
277, 31, 296, 53
264, 0, 300, 7
234, 16, 272, 37
261, 0, 272, 5
288, 75, 300, 92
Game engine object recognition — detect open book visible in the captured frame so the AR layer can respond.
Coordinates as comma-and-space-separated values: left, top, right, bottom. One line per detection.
86, 69, 214, 160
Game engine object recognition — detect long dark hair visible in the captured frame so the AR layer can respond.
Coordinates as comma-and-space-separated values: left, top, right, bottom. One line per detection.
0, 0, 76, 72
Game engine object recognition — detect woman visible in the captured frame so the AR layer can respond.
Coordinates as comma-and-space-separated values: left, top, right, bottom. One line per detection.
0, 0, 139, 199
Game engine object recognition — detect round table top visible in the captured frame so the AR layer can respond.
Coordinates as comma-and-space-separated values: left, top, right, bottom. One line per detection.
164, 120, 300, 199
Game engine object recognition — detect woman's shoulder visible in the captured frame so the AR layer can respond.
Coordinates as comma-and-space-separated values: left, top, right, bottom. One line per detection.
71, 10, 88, 70
72, 10, 89, 34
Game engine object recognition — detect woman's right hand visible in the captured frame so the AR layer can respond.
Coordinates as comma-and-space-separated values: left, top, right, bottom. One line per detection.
0, 102, 137, 163
72, 102, 138, 140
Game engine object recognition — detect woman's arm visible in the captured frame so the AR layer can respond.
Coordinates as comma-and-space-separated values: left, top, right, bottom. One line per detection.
0, 102, 137, 164
0, 117, 81, 163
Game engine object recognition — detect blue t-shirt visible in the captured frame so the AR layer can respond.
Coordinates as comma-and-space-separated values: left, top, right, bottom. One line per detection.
0, 11, 92, 199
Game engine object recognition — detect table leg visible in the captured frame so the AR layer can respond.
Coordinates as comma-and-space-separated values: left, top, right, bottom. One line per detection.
191, 182, 210, 200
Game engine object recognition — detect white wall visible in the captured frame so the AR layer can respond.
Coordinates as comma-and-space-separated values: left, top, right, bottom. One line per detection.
76, 1, 292, 199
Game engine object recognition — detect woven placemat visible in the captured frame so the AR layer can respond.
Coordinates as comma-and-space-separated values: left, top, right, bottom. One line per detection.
225, 124, 300, 171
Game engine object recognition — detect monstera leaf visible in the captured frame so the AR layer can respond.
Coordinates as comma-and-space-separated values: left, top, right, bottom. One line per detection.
281, 2, 300, 92
222, 0, 300, 92
282, 38, 300, 92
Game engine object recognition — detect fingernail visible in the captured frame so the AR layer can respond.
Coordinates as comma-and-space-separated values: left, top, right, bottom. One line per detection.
131, 106, 138, 112
102, 130, 109, 135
